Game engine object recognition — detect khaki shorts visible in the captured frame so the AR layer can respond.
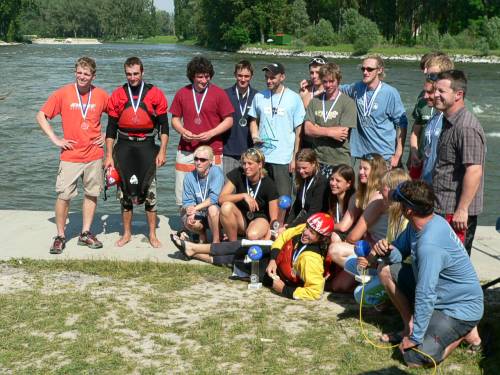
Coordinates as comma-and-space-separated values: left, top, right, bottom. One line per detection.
55, 159, 103, 200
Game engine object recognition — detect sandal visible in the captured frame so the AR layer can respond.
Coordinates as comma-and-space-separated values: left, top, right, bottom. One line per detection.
170, 233, 191, 261
466, 343, 482, 354
379, 331, 404, 344
176, 230, 190, 241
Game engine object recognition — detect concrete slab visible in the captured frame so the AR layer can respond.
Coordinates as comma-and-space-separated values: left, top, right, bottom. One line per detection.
1, 210, 499, 282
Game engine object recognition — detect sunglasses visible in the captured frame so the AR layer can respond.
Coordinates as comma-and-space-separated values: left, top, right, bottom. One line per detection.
194, 157, 209, 162
309, 57, 327, 66
360, 66, 377, 72
426, 73, 438, 82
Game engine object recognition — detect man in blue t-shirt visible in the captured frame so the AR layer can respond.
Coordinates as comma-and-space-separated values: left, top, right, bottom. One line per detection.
372, 180, 483, 367
223, 60, 258, 178
341, 55, 408, 168
249, 62, 305, 197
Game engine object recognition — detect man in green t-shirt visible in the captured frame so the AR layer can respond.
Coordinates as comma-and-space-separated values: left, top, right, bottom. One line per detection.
304, 63, 357, 178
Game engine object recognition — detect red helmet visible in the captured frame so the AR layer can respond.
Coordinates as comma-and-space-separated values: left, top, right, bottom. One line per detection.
307, 213, 334, 237
105, 166, 121, 187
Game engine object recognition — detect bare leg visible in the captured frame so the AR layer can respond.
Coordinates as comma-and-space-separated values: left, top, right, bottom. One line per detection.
464, 326, 481, 346
328, 270, 356, 293
146, 210, 161, 248
81, 195, 97, 233
328, 242, 355, 268
207, 205, 220, 243
183, 241, 212, 257
116, 209, 133, 247
55, 198, 70, 237
220, 202, 245, 241
246, 218, 271, 240
191, 253, 213, 263
378, 264, 413, 336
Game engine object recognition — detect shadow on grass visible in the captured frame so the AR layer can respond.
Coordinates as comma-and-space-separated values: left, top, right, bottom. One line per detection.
478, 287, 500, 375
356, 366, 411, 374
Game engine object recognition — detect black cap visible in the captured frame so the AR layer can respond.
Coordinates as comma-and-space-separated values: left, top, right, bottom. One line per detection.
262, 63, 285, 75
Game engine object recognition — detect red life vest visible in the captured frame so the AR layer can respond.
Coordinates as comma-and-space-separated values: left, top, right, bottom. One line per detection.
118, 83, 156, 131
275, 234, 329, 285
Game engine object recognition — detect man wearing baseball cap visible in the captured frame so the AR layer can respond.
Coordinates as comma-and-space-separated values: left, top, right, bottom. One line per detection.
248, 62, 305, 197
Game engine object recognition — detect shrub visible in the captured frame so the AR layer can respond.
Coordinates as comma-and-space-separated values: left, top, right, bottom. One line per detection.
484, 16, 500, 49
221, 25, 250, 51
474, 37, 490, 55
440, 33, 458, 49
454, 30, 476, 49
418, 22, 440, 48
304, 19, 338, 46
341, 8, 381, 54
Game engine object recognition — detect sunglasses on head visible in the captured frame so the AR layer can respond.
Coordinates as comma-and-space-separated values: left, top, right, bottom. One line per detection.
426, 73, 438, 82
194, 156, 209, 162
309, 57, 327, 66
361, 66, 377, 72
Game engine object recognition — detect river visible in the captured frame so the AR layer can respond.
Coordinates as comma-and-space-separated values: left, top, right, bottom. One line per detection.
0, 43, 498, 225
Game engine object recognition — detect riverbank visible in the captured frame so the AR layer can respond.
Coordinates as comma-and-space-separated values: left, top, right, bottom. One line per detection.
31, 38, 101, 45
0, 40, 20, 46
238, 46, 500, 64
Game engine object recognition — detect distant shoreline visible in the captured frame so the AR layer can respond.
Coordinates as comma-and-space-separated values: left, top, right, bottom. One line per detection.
31, 38, 101, 45
237, 46, 500, 64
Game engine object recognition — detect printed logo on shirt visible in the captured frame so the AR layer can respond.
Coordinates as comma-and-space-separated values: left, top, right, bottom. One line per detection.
70, 102, 97, 111
314, 110, 339, 120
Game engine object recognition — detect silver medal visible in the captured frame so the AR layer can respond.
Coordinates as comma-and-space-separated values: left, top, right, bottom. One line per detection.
246, 211, 254, 220
194, 116, 202, 125
239, 117, 247, 127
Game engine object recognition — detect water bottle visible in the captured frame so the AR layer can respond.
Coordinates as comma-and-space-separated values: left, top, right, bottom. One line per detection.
247, 246, 263, 290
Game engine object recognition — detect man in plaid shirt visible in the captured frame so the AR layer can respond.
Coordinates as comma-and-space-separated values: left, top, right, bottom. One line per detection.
432, 70, 486, 255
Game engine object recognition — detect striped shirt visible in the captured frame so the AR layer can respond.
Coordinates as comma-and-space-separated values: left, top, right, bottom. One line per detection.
432, 107, 485, 215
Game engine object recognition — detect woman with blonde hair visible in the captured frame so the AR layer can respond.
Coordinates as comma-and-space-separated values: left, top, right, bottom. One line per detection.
219, 148, 279, 241
285, 148, 329, 228
330, 168, 410, 290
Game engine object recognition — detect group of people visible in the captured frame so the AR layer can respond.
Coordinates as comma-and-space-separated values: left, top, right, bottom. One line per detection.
37, 51, 485, 368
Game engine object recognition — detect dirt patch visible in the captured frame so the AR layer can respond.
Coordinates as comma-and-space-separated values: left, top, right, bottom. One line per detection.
0, 264, 35, 294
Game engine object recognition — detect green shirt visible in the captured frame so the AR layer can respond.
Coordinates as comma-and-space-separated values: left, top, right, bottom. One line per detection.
305, 93, 357, 166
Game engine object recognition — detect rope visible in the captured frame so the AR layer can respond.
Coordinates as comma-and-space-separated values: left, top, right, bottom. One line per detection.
357, 268, 438, 374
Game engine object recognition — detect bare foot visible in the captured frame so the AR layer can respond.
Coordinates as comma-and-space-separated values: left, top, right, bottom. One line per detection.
149, 235, 162, 248
115, 234, 131, 247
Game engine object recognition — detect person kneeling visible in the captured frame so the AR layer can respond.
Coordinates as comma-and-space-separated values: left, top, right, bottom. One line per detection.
374, 180, 483, 367
181, 146, 224, 243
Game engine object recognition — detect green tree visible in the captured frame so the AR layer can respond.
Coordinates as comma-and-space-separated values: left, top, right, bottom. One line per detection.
304, 18, 337, 46
287, 0, 310, 38
0, 0, 22, 41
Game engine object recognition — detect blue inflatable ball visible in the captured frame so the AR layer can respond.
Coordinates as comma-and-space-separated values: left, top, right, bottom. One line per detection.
248, 245, 263, 261
278, 195, 292, 209
354, 240, 371, 257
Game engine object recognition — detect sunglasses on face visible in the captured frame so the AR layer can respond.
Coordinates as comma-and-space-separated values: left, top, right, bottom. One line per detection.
361, 66, 377, 72
194, 157, 209, 162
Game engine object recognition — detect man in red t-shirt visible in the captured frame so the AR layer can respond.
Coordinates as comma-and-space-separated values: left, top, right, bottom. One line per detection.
170, 56, 234, 206
105, 57, 169, 248
36, 56, 108, 254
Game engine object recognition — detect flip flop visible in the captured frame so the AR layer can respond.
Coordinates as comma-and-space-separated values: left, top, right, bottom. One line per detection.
176, 230, 190, 241
379, 331, 404, 344
170, 233, 191, 261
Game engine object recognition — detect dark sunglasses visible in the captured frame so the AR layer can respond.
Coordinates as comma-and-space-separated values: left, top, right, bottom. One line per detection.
361, 66, 377, 72
426, 73, 438, 82
194, 157, 209, 162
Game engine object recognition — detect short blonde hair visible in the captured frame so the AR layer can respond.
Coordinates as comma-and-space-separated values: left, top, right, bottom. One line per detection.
75, 56, 96, 75
194, 145, 214, 162
425, 54, 454, 72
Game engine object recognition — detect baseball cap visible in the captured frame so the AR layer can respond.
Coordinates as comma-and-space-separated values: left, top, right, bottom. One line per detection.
262, 63, 285, 75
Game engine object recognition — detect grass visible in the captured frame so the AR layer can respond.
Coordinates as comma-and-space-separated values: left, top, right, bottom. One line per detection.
243, 42, 500, 57
0, 259, 498, 374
